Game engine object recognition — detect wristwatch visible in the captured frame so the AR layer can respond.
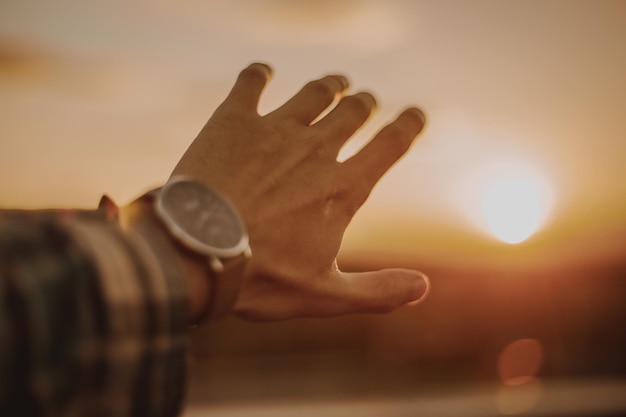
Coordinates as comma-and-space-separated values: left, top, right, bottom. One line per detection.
149, 176, 251, 320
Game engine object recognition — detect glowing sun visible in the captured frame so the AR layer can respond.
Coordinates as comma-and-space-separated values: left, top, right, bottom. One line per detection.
480, 172, 551, 244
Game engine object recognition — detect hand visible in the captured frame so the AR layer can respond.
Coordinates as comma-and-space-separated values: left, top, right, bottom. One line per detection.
172, 63, 429, 321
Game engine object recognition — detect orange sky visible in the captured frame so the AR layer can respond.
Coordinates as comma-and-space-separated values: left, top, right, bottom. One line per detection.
1, 0, 625, 257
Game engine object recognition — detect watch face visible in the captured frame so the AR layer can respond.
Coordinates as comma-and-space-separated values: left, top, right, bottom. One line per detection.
156, 179, 248, 258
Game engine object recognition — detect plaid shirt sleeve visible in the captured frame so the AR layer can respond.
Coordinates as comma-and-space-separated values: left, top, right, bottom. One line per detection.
0, 208, 190, 417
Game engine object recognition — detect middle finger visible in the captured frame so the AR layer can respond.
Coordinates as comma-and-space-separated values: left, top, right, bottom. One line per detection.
269, 75, 349, 125
311, 92, 377, 156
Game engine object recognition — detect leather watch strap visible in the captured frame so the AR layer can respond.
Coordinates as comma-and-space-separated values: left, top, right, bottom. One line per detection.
130, 189, 249, 323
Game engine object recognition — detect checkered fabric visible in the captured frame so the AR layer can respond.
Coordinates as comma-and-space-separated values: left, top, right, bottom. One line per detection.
0, 208, 189, 417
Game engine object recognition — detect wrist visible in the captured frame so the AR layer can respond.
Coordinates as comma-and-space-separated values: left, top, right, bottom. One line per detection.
113, 178, 250, 325
118, 198, 212, 326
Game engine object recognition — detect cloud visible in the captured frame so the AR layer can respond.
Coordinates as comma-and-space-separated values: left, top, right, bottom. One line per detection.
235, 0, 409, 54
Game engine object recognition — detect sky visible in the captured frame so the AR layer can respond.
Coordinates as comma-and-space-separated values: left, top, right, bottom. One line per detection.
1, 0, 625, 259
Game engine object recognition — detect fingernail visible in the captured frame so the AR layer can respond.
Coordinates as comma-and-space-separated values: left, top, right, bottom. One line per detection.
407, 271, 430, 306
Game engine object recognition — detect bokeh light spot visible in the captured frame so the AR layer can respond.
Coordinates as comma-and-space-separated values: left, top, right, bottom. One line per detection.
498, 338, 544, 383
496, 338, 545, 414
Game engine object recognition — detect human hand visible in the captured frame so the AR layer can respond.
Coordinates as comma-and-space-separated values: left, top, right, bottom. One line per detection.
172, 63, 429, 321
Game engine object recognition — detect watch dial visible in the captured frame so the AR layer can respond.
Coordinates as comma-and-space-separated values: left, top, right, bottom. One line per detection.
159, 180, 245, 252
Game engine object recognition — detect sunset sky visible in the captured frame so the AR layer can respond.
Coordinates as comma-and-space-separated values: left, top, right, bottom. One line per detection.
1, 0, 625, 259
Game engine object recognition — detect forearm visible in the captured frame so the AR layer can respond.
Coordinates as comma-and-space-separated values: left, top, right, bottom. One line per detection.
0, 208, 191, 417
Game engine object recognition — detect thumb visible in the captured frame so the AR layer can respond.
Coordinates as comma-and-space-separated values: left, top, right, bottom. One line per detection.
339, 268, 430, 314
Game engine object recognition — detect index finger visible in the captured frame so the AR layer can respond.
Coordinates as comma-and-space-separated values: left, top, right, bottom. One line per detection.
222, 63, 273, 114
342, 107, 426, 189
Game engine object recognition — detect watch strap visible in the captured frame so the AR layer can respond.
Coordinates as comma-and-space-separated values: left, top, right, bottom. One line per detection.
133, 185, 250, 324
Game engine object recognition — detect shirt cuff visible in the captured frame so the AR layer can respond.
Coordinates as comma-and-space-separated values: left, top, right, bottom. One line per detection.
64, 211, 190, 417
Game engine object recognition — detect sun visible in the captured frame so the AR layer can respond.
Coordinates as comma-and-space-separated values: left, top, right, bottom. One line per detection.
480, 171, 551, 244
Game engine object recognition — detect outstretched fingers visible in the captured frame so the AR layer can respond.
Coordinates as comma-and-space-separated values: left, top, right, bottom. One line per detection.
222, 63, 274, 114
343, 107, 426, 190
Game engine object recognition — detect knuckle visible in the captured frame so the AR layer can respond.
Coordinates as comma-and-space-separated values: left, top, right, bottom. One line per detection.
309, 141, 329, 159
307, 135, 341, 160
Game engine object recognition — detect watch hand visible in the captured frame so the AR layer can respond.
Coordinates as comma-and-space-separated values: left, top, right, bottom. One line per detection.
184, 200, 200, 211
197, 211, 212, 231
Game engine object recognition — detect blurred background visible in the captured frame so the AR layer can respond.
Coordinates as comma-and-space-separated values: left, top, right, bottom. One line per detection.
2, 0, 626, 415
